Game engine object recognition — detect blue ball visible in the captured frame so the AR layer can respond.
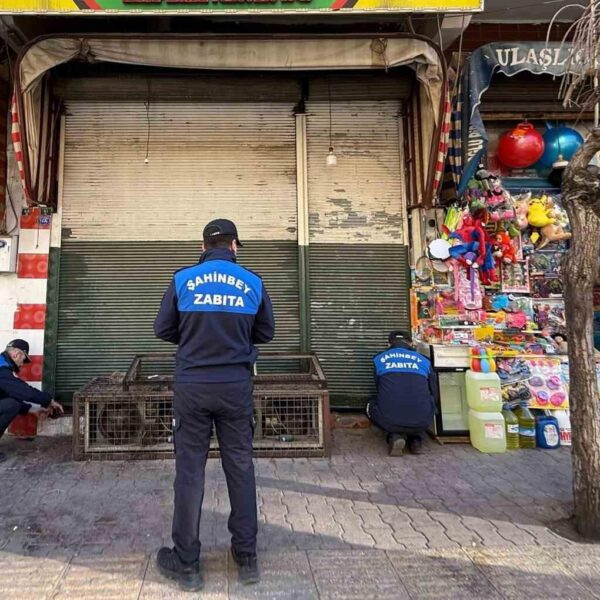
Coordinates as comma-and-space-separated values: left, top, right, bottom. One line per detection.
539, 127, 584, 168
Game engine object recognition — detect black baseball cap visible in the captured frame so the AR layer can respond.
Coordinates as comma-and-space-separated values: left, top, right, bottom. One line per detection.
202, 219, 243, 247
7, 339, 32, 363
388, 330, 411, 345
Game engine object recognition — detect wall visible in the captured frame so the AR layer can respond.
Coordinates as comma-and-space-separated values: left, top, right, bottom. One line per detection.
0, 205, 52, 390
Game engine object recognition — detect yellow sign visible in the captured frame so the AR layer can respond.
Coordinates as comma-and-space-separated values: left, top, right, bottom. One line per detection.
0, 0, 483, 14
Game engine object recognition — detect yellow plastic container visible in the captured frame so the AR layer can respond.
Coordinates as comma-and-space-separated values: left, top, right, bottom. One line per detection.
465, 370, 502, 412
469, 410, 507, 453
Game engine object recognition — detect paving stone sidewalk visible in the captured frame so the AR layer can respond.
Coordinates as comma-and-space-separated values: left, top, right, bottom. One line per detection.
1, 428, 598, 599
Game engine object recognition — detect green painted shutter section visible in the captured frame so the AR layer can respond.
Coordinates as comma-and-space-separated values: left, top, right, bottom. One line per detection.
309, 244, 410, 408
53, 240, 298, 403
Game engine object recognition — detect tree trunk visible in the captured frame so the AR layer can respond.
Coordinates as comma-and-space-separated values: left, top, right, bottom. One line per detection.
561, 128, 600, 539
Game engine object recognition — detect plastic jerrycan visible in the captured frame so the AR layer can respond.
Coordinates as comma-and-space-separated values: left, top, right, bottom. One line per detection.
502, 405, 520, 450
514, 405, 536, 448
466, 370, 503, 412
536, 414, 561, 449
469, 410, 507, 453
554, 410, 572, 446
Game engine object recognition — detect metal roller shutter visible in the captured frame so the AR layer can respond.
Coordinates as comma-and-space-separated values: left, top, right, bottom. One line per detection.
306, 100, 409, 407
55, 240, 298, 401
61, 101, 297, 242
309, 245, 410, 406
53, 96, 299, 402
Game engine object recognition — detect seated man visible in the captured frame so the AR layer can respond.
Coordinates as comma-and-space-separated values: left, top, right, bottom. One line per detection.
367, 331, 437, 456
0, 339, 64, 462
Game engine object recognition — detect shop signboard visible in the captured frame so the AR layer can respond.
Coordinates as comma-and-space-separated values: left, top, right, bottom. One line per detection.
1, 0, 482, 14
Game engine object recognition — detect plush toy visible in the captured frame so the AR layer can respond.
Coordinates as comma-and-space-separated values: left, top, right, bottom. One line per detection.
493, 231, 517, 265
448, 215, 499, 286
514, 194, 530, 230
551, 333, 568, 354
475, 227, 499, 285
528, 196, 572, 249
491, 294, 511, 312
538, 198, 572, 250
486, 189, 516, 224
528, 195, 554, 228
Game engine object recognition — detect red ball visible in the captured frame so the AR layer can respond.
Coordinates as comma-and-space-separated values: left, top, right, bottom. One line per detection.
497, 123, 545, 169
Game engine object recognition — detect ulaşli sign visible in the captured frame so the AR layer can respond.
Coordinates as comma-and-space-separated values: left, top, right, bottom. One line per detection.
1, 0, 482, 13
494, 46, 586, 70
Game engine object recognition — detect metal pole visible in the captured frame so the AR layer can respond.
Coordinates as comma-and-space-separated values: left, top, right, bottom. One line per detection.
295, 112, 311, 353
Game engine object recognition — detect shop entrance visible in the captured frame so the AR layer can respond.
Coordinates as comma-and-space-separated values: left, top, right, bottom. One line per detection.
51, 70, 413, 406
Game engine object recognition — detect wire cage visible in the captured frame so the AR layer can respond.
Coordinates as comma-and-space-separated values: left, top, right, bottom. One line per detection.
73, 353, 331, 460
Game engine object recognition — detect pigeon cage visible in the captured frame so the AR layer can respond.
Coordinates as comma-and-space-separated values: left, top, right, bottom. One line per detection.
73, 353, 331, 460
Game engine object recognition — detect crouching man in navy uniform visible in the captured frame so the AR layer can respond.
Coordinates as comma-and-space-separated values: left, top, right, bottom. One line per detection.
366, 331, 437, 456
0, 339, 64, 462
154, 219, 274, 591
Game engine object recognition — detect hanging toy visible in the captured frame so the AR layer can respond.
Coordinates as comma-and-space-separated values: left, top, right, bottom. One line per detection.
497, 122, 545, 169
537, 198, 572, 250
441, 204, 463, 239
470, 348, 495, 373
452, 259, 483, 311
514, 194, 531, 230
528, 196, 572, 249
480, 349, 491, 373
470, 348, 482, 372
539, 125, 584, 169
493, 231, 517, 265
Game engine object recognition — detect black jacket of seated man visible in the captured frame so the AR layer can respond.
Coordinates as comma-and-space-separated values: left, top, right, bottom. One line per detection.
0, 340, 64, 462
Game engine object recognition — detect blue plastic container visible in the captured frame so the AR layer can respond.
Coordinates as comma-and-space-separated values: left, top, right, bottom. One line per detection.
535, 415, 561, 449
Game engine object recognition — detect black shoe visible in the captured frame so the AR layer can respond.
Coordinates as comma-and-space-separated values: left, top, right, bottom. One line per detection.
156, 547, 203, 591
388, 434, 406, 456
0, 452, 6, 464
231, 548, 260, 585
407, 435, 423, 455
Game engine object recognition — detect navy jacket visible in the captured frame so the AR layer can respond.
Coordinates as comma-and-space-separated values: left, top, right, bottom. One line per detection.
0, 352, 52, 409
369, 341, 437, 433
154, 248, 275, 383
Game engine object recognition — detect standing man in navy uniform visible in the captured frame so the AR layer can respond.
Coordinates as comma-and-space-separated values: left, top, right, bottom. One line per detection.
367, 331, 437, 456
154, 219, 274, 591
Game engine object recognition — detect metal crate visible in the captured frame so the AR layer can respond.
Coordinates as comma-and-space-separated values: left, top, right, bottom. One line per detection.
73, 353, 330, 460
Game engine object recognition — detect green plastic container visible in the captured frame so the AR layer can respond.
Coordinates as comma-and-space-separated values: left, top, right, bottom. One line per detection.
514, 405, 536, 449
466, 370, 503, 412
502, 406, 520, 450
469, 409, 507, 453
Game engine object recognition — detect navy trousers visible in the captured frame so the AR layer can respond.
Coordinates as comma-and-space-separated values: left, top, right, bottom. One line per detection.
171, 379, 256, 564
0, 398, 28, 438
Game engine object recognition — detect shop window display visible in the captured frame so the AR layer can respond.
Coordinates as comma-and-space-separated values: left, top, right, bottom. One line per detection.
413, 160, 584, 449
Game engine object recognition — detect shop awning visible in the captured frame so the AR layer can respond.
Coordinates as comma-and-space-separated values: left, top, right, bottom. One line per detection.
13, 35, 446, 207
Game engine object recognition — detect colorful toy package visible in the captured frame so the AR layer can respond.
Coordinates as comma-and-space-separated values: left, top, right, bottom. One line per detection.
524, 357, 568, 409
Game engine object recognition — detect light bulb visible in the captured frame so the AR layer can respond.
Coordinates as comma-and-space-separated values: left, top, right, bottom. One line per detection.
326, 147, 337, 167
144, 157, 149, 165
